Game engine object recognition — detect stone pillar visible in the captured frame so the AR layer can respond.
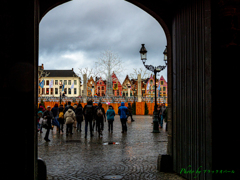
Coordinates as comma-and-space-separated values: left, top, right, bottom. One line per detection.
128, 85, 130, 97
92, 87, 94, 97
138, 74, 142, 102
83, 74, 87, 103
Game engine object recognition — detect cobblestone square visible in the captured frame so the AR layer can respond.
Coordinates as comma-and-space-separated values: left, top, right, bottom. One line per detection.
38, 115, 186, 180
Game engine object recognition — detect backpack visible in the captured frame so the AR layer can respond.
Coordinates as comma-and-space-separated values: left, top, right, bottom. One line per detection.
85, 105, 93, 117
59, 112, 64, 119
97, 108, 103, 117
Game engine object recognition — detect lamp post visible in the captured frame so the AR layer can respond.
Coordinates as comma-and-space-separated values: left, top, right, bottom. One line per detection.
139, 44, 167, 133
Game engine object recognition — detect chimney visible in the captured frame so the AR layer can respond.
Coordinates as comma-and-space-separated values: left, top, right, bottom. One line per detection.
72, 68, 73, 71
41, 64, 44, 70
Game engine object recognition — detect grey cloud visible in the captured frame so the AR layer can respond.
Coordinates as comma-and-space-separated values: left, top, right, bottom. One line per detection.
39, 0, 167, 82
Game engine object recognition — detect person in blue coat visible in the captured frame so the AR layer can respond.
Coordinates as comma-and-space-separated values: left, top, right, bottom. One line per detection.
106, 105, 115, 133
118, 102, 128, 133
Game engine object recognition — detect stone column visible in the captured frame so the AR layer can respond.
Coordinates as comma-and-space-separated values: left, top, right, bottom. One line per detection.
138, 74, 142, 102
83, 74, 87, 103
128, 84, 130, 97
92, 87, 94, 97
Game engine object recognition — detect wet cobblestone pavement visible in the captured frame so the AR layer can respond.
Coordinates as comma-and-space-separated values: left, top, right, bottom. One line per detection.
38, 115, 186, 180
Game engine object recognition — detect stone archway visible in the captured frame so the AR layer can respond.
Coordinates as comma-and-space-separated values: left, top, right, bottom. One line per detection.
37, 0, 173, 155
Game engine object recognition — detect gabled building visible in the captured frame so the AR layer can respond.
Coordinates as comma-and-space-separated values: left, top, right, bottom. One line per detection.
122, 75, 131, 97
38, 65, 81, 97
96, 77, 106, 96
145, 74, 155, 97
158, 75, 167, 98
87, 76, 96, 97
112, 72, 122, 96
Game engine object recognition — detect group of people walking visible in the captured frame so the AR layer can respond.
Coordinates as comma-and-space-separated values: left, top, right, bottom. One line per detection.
37, 101, 135, 142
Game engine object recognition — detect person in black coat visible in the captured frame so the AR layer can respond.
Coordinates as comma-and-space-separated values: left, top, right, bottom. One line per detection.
75, 103, 84, 132
83, 100, 95, 138
42, 106, 54, 142
126, 103, 135, 122
94, 102, 106, 137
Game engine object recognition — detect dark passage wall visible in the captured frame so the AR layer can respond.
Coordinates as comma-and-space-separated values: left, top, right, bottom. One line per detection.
172, 0, 212, 179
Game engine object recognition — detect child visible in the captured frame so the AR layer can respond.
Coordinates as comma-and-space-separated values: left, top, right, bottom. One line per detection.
37, 108, 43, 133
106, 105, 115, 133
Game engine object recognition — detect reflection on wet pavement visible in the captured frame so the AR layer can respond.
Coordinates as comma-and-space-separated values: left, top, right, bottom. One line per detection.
38, 115, 186, 180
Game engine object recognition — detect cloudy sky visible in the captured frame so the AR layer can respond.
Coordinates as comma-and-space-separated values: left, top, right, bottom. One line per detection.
39, 0, 167, 83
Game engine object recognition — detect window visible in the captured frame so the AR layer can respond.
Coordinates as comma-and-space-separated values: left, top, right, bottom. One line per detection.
46, 80, 49, 85
163, 87, 166, 91
102, 86, 104, 90
46, 88, 49, 94
55, 80, 58, 85
74, 80, 77, 85
161, 81, 164, 85
42, 88, 45, 94
64, 80, 67, 85
51, 88, 53, 95
88, 92, 91, 96
117, 90, 119, 96
64, 88, 67, 94
60, 80, 62, 85
123, 92, 125, 96
68, 88, 71, 94
55, 88, 58, 94
100, 82, 102, 85
74, 88, 77, 94
68, 80, 71, 85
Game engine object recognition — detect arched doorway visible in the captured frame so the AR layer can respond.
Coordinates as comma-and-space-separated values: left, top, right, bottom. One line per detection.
37, 0, 173, 179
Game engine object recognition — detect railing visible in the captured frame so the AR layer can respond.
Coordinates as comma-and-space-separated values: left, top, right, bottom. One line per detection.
38, 96, 167, 104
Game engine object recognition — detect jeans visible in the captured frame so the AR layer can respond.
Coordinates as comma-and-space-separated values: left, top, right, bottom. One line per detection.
120, 118, 127, 132
85, 118, 93, 136
77, 121, 82, 131
108, 121, 113, 132
160, 115, 163, 127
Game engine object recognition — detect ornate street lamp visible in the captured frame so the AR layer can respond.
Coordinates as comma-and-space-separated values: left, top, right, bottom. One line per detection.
139, 44, 167, 133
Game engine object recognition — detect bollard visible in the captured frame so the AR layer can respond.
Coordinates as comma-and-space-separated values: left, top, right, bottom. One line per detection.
157, 154, 173, 172
38, 158, 47, 180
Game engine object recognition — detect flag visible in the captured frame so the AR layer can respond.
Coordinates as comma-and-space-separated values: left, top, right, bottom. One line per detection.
62, 84, 65, 92
70, 83, 74, 89
39, 79, 44, 88
157, 84, 161, 91
49, 79, 53, 88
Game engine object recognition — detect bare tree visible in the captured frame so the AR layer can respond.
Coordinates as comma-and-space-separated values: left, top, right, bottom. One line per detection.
78, 67, 99, 80
129, 68, 151, 80
94, 50, 124, 79
94, 50, 124, 96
